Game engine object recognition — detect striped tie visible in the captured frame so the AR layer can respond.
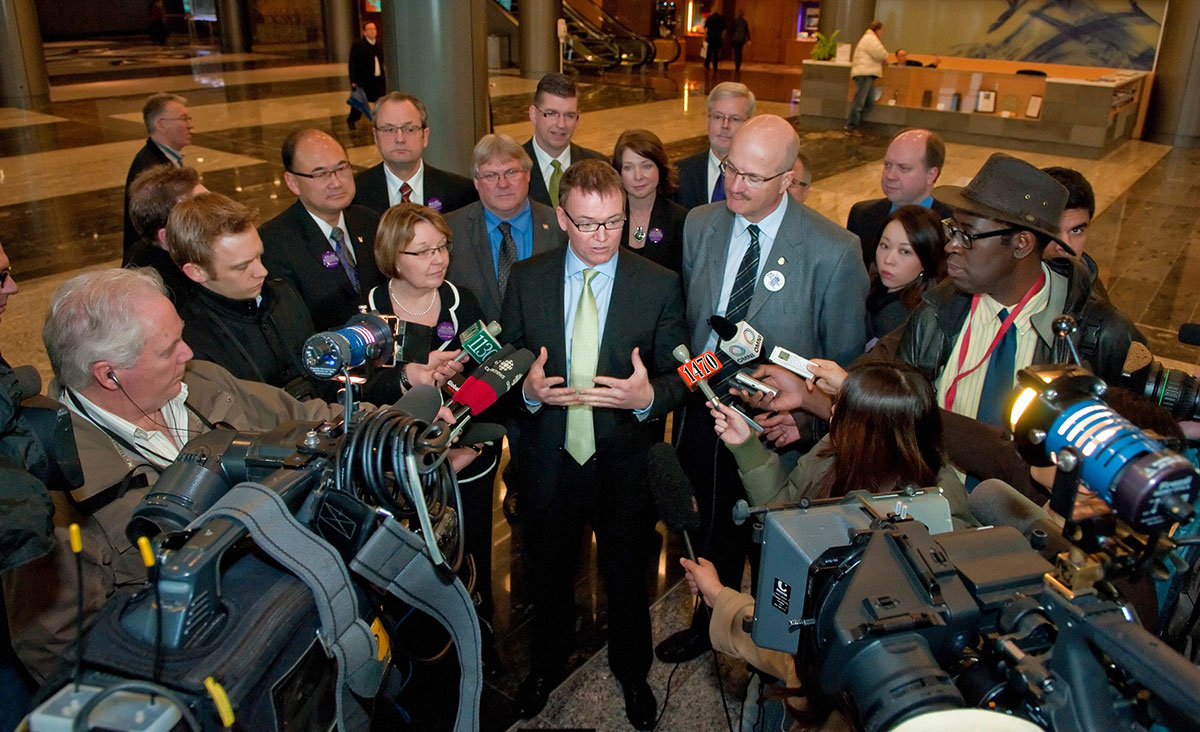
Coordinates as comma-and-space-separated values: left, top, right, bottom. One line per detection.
725, 224, 760, 324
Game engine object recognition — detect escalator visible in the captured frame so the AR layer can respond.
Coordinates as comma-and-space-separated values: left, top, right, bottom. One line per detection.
489, 0, 680, 72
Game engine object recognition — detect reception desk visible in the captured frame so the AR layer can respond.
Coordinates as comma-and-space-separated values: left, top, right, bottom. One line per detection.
797, 58, 1152, 158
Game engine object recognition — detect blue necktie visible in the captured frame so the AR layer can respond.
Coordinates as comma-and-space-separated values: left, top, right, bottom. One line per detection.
330, 228, 360, 294
711, 170, 726, 202
975, 308, 1017, 429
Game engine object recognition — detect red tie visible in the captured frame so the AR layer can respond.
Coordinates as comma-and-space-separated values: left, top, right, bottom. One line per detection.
400, 182, 413, 203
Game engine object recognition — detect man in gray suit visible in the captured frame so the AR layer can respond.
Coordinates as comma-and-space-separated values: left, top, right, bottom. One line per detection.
656, 114, 870, 663
446, 133, 566, 325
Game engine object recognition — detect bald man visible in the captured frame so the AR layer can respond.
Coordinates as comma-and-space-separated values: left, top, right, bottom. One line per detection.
847, 127, 952, 268
657, 115, 868, 662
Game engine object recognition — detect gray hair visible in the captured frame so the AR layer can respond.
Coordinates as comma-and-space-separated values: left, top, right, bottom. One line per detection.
470, 133, 533, 177
143, 93, 187, 134
707, 82, 756, 117
43, 268, 169, 391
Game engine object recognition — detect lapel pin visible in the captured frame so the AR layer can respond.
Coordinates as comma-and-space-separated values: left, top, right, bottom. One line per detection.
357, 236, 363, 243
764, 270, 786, 292
542, 223, 549, 230
777, 257, 785, 265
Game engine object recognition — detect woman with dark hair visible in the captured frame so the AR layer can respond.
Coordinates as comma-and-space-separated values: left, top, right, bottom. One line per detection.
612, 129, 688, 273
714, 361, 972, 521
867, 204, 947, 342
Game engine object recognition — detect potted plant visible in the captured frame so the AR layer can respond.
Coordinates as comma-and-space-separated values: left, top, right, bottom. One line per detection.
811, 30, 839, 61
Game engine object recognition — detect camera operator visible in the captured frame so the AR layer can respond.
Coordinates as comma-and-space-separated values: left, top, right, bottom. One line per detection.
2, 268, 356, 684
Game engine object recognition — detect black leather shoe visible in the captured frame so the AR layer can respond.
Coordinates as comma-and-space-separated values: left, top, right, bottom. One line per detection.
654, 627, 711, 663
618, 677, 657, 730
516, 672, 558, 719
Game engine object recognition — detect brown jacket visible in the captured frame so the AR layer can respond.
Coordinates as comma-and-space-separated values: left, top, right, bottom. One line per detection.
3, 361, 342, 683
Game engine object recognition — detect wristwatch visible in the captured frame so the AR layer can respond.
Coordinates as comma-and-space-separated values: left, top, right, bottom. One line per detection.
398, 364, 413, 392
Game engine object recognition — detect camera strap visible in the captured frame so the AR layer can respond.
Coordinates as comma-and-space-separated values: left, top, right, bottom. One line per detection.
196, 481, 385, 732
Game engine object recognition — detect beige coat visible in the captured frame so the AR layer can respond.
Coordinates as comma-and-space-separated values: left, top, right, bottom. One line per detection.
850, 29, 888, 78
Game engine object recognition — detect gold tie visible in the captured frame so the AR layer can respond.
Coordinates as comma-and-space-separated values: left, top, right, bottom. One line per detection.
548, 159, 564, 207
566, 269, 599, 464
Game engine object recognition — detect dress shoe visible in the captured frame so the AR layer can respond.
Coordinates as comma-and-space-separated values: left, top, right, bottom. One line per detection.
515, 672, 558, 719
618, 677, 657, 731
654, 626, 711, 663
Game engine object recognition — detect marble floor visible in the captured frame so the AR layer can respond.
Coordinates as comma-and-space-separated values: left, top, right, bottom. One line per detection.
3, 39, 1200, 732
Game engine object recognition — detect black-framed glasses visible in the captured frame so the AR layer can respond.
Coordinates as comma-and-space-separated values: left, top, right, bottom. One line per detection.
561, 208, 625, 233
536, 107, 580, 122
402, 241, 452, 260
940, 218, 1022, 250
289, 161, 353, 181
374, 123, 425, 136
719, 158, 789, 189
475, 167, 525, 184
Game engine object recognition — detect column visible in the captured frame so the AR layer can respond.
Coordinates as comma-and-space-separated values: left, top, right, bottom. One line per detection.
217, 0, 251, 54
0, 0, 50, 109
323, 0, 356, 64
520, 0, 560, 78
1144, 1, 1200, 147
382, 0, 490, 177
818, 0, 877, 47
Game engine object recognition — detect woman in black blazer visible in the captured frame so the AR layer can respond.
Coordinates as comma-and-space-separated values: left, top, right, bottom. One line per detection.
613, 129, 688, 273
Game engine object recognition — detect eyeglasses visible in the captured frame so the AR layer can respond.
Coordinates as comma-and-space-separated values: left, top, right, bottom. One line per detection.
160, 115, 193, 123
475, 168, 525, 184
561, 208, 625, 233
402, 241, 452, 259
289, 161, 354, 182
940, 218, 1022, 250
789, 180, 810, 190
0, 268, 11, 287
536, 107, 580, 122
708, 112, 746, 126
719, 158, 789, 189
374, 123, 425, 137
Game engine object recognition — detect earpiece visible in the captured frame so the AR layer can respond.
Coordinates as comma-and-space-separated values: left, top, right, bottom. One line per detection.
107, 371, 121, 386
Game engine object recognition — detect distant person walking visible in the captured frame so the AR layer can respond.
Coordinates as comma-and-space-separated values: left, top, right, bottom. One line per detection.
846, 20, 887, 135
348, 21, 386, 130
704, 10, 726, 71
730, 10, 750, 71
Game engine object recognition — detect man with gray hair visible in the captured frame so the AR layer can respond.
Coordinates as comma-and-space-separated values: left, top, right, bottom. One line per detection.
2, 268, 345, 683
123, 93, 194, 256
673, 81, 756, 209
446, 133, 566, 324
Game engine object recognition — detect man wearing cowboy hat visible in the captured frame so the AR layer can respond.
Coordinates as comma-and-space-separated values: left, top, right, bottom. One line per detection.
893, 152, 1142, 429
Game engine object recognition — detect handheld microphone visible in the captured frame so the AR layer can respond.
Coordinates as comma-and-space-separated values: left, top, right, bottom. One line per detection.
647, 442, 701, 561
967, 479, 1072, 558
673, 344, 764, 433
392, 384, 443, 423
426, 347, 534, 448
453, 320, 503, 364
1180, 323, 1200, 347
709, 314, 763, 365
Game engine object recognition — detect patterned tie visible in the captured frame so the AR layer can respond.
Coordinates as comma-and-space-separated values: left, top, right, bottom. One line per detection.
496, 221, 518, 299
975, 308, 1018, 428
329, 227, 360, 294
711, 224, 760, 388
548, 160, 564, 207
711, 169, 726, 202
566, 269, 599, 464
399, 182, 413, 203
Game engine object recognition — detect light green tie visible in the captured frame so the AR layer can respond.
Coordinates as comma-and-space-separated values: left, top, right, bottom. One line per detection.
548, 159, 564, 207
566, 269, 599, 464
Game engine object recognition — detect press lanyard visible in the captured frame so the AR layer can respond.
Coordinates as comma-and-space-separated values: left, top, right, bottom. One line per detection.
942, 271, 1046, 411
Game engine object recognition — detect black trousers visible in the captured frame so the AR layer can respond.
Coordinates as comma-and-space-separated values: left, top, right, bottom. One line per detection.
522, 449, 657, 681
705, 41, 722, 69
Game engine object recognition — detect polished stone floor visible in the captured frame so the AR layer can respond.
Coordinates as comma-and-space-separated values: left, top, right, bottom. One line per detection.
3, 39, 1200, 732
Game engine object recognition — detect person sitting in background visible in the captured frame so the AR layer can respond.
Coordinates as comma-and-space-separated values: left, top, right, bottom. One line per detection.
866, 205, 947, 342
712, 361, 975, 527
612, 129, 688, 273
125, 164, 207, 305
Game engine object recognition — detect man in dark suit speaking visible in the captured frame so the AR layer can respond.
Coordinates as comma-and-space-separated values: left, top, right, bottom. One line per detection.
259, 129, 383, 330
501, 160, 686, 729
352, 92, 477, 216
522, 73, 604, 208
846, 127, 952, 268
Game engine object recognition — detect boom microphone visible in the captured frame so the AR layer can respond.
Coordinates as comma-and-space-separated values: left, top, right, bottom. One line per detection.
393, 384, 442, 423
1179, 323, 1200, 347
967, 478, 1072, 558
709, 314, 763, 365
647, 442, 700, 561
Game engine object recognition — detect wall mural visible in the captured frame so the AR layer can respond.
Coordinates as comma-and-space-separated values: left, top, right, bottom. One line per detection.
876, 0, 1166, 70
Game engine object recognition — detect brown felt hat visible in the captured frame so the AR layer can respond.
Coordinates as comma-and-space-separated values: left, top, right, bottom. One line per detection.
934, 152, 1073, 254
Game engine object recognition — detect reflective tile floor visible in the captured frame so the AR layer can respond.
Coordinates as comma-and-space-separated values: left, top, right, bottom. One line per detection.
3, 39, 1200, 732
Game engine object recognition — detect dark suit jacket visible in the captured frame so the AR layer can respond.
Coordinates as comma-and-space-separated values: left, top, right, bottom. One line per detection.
348, 37, 386, 99
444, 200, 566, 323
847, 196, 953, 269
684, 199, 869, 368
521, 139, 605, 208
672, 150, 712, 210
500, 249, 687, 504
352, 162, 478, 216
122, 139, 173, 259
258, 200, 384, 331
622, 195, 688, 273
